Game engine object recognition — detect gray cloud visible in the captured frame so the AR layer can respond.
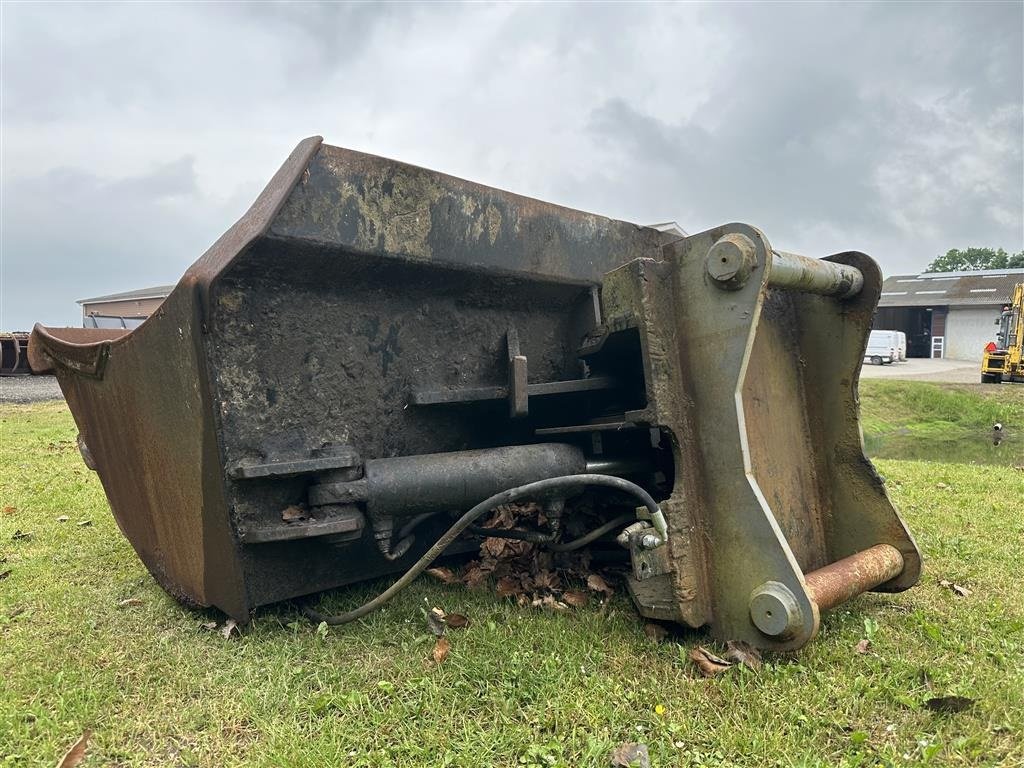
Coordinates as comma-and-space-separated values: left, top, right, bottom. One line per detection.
1, 156, 250, 327
2, 1, 1021, 330
577, 2, 1022, 257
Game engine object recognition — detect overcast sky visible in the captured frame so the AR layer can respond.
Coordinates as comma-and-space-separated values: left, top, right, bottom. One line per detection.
2, 1, 1021, 330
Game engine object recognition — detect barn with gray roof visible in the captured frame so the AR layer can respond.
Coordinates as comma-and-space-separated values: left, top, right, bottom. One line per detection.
874, 268, 1023, 361
78, 284, 174, 329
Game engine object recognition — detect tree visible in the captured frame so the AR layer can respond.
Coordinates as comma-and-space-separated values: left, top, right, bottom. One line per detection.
924, 247, 1024, 272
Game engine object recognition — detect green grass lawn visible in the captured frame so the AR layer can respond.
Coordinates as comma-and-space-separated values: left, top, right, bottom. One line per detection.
2, 383, 1023, 767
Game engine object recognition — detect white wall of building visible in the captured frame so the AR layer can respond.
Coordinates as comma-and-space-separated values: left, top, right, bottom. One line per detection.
945, 307, 1001, 361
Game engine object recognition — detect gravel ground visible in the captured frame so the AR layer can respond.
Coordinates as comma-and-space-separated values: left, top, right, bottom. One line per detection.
0, 375, 64, 404
858, 357, 981, 383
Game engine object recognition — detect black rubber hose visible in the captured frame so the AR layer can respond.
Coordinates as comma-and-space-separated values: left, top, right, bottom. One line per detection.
469, 512, 636, 552
397, 511, 444, 540
467, 524, 555, 544
548, 513, 636, 552
302, 474, 660, 626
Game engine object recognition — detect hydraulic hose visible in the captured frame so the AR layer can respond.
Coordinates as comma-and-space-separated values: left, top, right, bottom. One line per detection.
302, 474, 662, 626
548, 513, 637, 552
470, 512, 637, 552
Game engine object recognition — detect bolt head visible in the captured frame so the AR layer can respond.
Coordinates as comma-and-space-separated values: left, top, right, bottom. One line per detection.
706, 233, 757, 289
749, 581, 803, 639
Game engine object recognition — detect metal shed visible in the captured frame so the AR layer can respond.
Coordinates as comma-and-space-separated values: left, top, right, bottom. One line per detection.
78, 285, 174, 329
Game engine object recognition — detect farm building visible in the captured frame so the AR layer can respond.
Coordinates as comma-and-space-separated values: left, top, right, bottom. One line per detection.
78, 285, 173, 329
874, 268, 1023, 361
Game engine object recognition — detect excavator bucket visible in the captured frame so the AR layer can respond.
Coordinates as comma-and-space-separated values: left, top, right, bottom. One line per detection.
1, 332, 31, 375
30, 137, 920, 650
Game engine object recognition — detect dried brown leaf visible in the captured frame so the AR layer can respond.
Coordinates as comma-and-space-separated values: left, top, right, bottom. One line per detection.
77, 520, 92, 528
925, 695, 975, 713
854, 638, 872, 654
643, 623, 668, 642
689, 646, 734, 677
938, 579, 972, 597
496, 576, 522, 598
586, 573, 614, 596
56, 516, 69, 523
57, 730, 91, 768
426, 607, 447, 637
12, 530, 32, 540
425, 567, 459, 585
532, 570, 561, 592
462, 562, 489, 589
117, 598, 143, 608
220, 618, 239, 639
431, 636, 450, 665
199, 620, 218, 631
609, 741, 651, 768
0, 570, 10, 581
484, 504, 521, 529
482, 536, 517, 559
281, 505, 307, 523
2, 505, 15, 516
532, 548, 554, 574
444, 613, 470, 629
723, 640, 762, 671
531, 594, 569, 611
561, 590, 589, 608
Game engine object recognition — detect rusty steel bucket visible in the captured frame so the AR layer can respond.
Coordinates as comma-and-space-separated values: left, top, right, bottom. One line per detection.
1, 332, 31, 375
31, 137, 921, 650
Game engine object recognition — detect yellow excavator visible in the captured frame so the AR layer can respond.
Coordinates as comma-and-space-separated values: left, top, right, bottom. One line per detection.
981, 282, 1023, 383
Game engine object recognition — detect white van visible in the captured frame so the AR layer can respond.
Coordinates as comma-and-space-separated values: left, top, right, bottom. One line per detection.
865, 330, 899, 365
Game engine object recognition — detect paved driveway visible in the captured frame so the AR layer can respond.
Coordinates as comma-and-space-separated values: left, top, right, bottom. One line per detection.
859, 358, 980, 383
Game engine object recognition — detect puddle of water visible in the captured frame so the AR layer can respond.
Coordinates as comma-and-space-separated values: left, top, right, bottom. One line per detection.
864, 430, 1021, 466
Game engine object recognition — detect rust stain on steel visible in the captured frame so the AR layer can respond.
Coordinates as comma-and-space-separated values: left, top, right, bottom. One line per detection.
804, 544, 904, 611
270, 143, 663, 286
742, 288, 829, 572
30, 288, 249, 618
27, 328, 130, 378
25, 136, 330, 617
